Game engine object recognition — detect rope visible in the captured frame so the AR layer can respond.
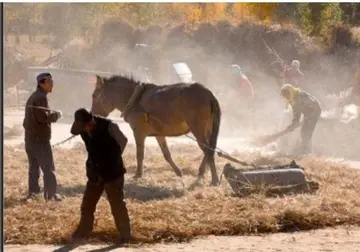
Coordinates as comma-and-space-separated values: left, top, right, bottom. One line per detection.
25, 105, 58, 112
181, 133, 254, 167
4, 104, 58, 112
52, 135, 77, 148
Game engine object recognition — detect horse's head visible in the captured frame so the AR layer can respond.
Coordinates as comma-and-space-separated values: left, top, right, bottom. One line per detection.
91, 75, 115, 117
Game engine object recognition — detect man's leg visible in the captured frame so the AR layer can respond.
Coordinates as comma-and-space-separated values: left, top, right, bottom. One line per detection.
104, 177, 131, 242
25, 141, 41, 196
37, 141, 58, 200
73, 180, 104, 238
300, 113, 320, 155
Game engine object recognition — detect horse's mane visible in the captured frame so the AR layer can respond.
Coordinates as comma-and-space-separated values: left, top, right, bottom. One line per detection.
104, 74, 142, 86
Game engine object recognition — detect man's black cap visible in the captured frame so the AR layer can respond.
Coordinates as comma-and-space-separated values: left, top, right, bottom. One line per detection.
70, 108, 93, 135
36, 72, 52, 83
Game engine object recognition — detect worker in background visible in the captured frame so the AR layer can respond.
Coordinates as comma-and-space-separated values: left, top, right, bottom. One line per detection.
281, 60, 305, 88
279, 84, 321, 156
231, 64, 255, 100
339, 68, 360, 107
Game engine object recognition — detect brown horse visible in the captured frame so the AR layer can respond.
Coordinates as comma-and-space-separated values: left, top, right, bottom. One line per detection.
91, 75, 222, 186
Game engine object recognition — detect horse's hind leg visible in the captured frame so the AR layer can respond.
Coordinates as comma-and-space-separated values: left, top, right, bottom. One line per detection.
188, 124, 219, 186
206, 147, 219, 186
156, 136, 183, 177
197, 156, 208, 179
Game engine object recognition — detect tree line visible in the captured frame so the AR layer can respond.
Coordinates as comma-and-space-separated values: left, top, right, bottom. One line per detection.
4, 3, 360, 45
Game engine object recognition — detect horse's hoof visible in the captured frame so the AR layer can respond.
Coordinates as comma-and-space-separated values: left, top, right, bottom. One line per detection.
210, 180, 220, 187
175, 170, 183, 177
197, 175, 205, 181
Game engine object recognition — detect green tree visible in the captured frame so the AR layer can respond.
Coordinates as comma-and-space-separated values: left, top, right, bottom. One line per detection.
274, 3, 298, 23
319, 3, 343, 42
296, 3, 314, 36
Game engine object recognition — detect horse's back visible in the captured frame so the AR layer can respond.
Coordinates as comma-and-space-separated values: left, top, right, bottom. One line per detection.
143, 82, 213, 105
139, 82, 215, 124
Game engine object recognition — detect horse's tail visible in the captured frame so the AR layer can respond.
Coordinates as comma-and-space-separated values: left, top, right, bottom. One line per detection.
209, 96, 221, 156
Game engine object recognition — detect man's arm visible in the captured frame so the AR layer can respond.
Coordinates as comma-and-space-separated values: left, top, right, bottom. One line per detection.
108, 122, 128, 154
33, 94, 59, 124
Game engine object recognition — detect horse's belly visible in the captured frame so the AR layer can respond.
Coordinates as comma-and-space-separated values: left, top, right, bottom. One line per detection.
149, 119, 190, 136
147, 109, 186, 125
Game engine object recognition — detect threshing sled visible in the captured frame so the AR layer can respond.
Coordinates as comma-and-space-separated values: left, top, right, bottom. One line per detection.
222, 160, 319, 197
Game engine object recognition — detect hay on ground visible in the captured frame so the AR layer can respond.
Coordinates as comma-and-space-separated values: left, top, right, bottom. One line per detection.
3, 143, 360, 245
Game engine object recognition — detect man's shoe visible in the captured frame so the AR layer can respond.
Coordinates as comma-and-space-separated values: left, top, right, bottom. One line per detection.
45, 194, 63, 202
25, 193, 39, 203
116, 235, 133, 245
53, 194, 63, 201
71, 228, 91, 241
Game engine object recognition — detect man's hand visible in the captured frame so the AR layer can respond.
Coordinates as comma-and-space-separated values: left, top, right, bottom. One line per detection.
56, 110, 63, 120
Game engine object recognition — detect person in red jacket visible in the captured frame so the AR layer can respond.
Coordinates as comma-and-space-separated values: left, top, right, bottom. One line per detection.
231, 64, 255, 100
280, 60, 304, 88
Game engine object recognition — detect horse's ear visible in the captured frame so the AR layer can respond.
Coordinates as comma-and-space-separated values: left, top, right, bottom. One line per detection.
95, 75, 104, 88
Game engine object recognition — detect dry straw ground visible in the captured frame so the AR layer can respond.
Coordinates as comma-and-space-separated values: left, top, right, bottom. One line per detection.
4, 142, 360, 245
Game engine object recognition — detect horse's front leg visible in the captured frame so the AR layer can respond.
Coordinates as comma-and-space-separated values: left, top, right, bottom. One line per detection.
156, 136, 183, 177
133, 133, 146, 179
128, 113, 148, 179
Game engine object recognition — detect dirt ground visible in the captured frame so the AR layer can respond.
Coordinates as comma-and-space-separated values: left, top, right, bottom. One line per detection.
5, 227, 360, 252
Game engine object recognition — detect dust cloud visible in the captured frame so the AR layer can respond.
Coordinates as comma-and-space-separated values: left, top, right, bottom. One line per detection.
4, 4, 360, 160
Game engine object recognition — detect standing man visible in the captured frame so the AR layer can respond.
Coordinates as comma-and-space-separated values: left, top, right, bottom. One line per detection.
70, 108, 131, 243
279, 84, 322, 155
23, 73, 63, 202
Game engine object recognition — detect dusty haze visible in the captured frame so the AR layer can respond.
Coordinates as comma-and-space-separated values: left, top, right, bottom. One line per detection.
4, 5, 360, 159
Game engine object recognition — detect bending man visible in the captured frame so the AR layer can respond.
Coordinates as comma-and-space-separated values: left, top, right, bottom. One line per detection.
70, 108, 131, 243
280, 84, 321, 155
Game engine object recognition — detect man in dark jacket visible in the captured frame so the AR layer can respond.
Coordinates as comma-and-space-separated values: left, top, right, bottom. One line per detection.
70, 108, 131, 243
23, 72, 62, 202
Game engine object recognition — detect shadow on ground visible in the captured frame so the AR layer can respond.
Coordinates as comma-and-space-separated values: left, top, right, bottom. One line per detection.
57, 184, 86, 197
52, 244, 80, 252
52, 244, 124, 252
4, 182, 185, 210
124, 183, 184, 201
56, 183, 185, 201
4, 197, 27, 209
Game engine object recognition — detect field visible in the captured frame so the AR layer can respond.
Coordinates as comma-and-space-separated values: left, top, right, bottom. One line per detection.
4, 140, 360, 246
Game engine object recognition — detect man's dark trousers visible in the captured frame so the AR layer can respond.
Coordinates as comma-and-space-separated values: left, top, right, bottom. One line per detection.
25, 139, 57, 199
76, 175, 131, 239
